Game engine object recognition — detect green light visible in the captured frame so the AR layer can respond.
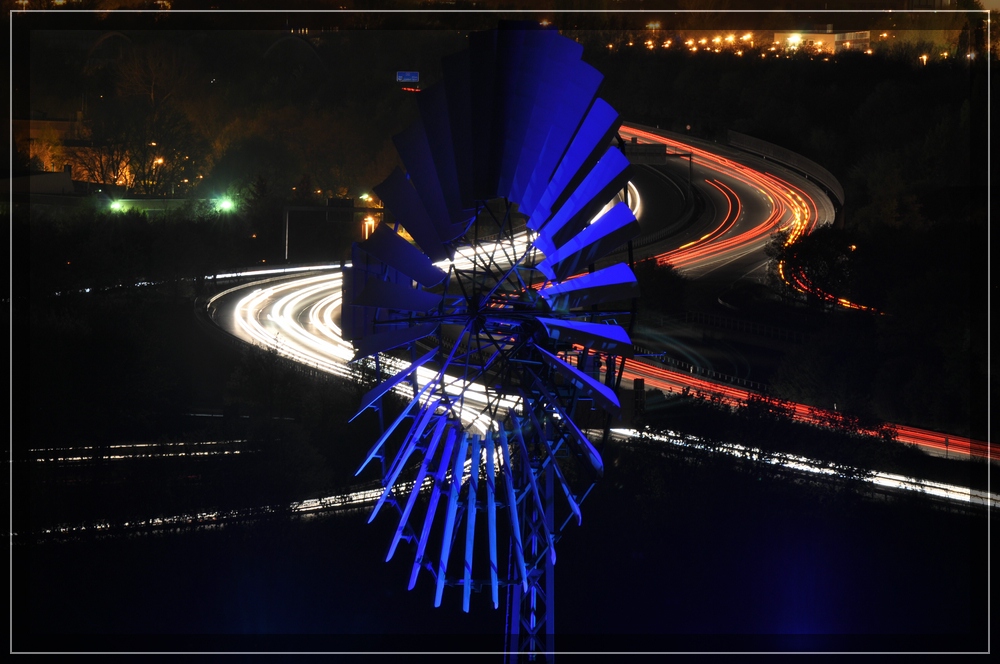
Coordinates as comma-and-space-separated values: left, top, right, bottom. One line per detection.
216, 198, 234, 212
110, 201, 123, 211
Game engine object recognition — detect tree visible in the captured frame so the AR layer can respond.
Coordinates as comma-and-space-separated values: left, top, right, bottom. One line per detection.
66, 96, 135, 188
115, 40, 190, 115
126, 104, 207, 196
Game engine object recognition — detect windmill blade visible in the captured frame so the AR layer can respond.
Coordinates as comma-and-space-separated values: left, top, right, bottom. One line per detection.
538, 263, 638, 312
497, 427, 529, 591
537, 201, 641, 282
462, 433, 481, 612
511, 54, 603, 209
417, 83, 473, 227
434, 431, 470, 607
512, 394, 583, 526
394, 116, 472, 241
484, 430, 499, 608
350, 322, 438, 361
496, 29, 549, 199
356, 377, 438, 476
528, 373, 605, 478
351, 346, 438, 422
535, 345, 621, 412
355, 278, 444, 313
387, 415, 448, 562
469, 29, 500, 200
536, 316, 634, 359
373, 168, 451, 263
440, 47, 475, 210
409, 425, 460, 590
368, 398, 443, 524
522, 98, 621, 221
531, 146, 631, 257
360, 223, 448, 288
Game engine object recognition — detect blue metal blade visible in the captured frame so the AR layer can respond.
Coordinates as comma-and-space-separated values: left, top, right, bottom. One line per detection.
355, 377, 437, 476
497, 427, 529, 591
537, 263, 638, 312
509, 418, 557, 566
409, 425, 459, 591
434, 430, 469, 607
393, 121, 452, 236
532, 147, 631, 256
535, 317, 634, 359
462, 433, 481, 613
351, 346, 437, 422
525, 98, 620, 224
485, 431, 499, 608
350, 322, 438, 362
529, 373, 605, 477
373, 168, 450, 263
359, 223, 447, 288
514, 390, 583, 526
470, 29, 501, 200
441, 45, 475, 209
512, 60, 602, 209
354, 277, 443, 313
368, 398, 442, 524
418, 83, 474, 228
537, 201, 641, 283
535, 344, 621, 412
497, 29, 548, 199
387, 414, 448, 562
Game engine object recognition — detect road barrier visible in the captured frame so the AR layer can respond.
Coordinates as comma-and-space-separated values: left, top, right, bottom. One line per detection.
727, 130, 845, 207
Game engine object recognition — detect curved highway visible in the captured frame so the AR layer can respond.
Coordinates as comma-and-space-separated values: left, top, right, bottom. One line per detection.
206, 127, 988, 460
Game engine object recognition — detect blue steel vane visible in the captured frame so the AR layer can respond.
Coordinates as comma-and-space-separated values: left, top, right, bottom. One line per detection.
341, 24, 639, 658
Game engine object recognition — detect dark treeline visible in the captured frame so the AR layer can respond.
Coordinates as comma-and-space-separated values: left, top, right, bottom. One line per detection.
636, 388, 988, 492
22, 28, 469, 200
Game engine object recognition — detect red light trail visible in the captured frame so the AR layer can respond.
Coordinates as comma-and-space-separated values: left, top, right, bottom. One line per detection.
618, 124, 987, 459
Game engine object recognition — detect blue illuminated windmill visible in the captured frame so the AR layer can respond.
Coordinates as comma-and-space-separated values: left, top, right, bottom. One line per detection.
341, 24, 640, 660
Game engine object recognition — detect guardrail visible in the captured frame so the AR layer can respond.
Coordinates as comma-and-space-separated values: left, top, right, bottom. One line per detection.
727, 130, 845, 207
640, 310, 808, 344
631, 342, 769, 393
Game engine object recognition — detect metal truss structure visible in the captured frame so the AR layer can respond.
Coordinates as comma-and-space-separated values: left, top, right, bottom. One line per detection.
341, 23, 640, 662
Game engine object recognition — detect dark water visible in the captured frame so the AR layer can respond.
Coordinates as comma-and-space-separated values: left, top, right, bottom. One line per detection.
16, 449, 989, 655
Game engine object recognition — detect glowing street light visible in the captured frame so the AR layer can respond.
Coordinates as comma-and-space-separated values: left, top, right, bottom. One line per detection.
216, 197, 235, 212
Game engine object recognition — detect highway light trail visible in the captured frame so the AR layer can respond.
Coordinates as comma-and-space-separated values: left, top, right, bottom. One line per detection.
620, 125, 874, 311
214, 268, 988, 461
28, 440, 249, 463
621, 357, 989, 458
206, 129, 988, 467
29, 423, 993, 542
